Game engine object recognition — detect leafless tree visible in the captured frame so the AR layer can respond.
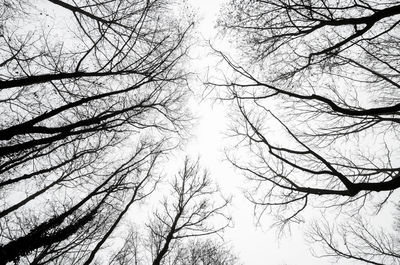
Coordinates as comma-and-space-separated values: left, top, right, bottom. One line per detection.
307, 207, 400, 265
171, 239, 241, 265
146, 158, 231, 265
214, 0, 400, 226
0, 0, 192, 264
1, 140, 163, 265
106, 228, 239, 265
99, 159, 233, 265
107, 228, 144, 265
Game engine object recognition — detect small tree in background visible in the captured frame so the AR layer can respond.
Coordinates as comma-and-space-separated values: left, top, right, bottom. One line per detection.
147, 158, 231, 265
172, 239, 241, 265
102, 159, 236, 265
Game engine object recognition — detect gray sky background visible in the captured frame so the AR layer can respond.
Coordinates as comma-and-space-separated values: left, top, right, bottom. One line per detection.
184, 1, 330, 264
27, 1, 395, 264
181, 1, 397, 265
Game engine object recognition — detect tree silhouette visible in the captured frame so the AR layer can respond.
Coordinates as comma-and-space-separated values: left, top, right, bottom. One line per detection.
215, 0, 400, 225
101, 159, 232, 265
307, 208, 400, 264
147, 158, 231, 265
0, 0, 191, 264
171, 239, 241, 265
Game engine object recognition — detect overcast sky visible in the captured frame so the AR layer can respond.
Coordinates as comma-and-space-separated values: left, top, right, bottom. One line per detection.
32, 1, 392, 264
182, 1, 333, 264
3, 1, 395, 264
175, 1, 396, 264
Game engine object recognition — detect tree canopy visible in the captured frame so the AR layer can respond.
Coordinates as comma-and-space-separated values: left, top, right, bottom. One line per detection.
216, 0, 400, 225
0, 1, 195, 264
2, 0, 400, 264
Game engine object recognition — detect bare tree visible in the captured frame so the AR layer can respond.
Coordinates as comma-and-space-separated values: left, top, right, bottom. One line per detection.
105, 228, 240, 265
0, 140, 164, 265
214, 0, 400, 225
146, 158, 231, 265
107, 228, 144, 265
100, 159, 233, 265
171, 239, 241, 265
0, 0, 192, 264
307, 208, 400, 265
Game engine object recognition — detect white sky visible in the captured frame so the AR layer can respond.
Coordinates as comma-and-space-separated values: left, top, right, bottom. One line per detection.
178, 1, 397, 265
184, 1, 331, 264
23, 1, 391, 264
